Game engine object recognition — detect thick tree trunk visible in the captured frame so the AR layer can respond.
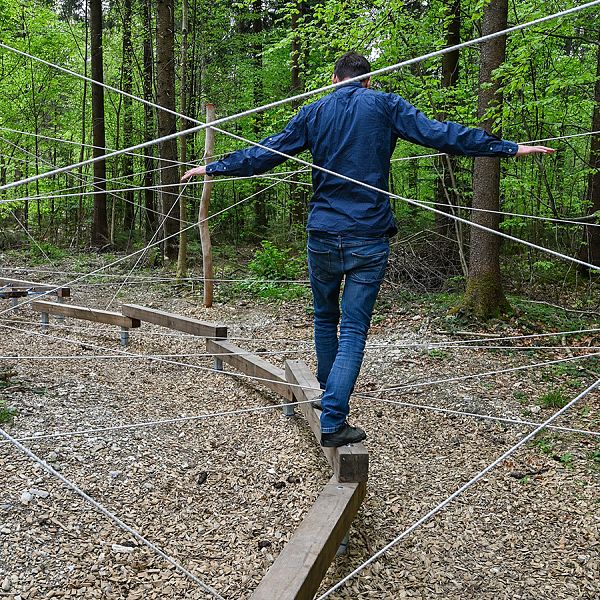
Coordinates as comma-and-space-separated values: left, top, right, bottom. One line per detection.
122, 0, 135, 239
579, 26, 600, 269
90, 0, 108, 246
156, 0, 179, 260
460, 0, 510, 319
141, 0, 156, 241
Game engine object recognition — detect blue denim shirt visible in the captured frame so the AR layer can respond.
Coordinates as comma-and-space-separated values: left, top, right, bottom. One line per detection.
206, 82, 518, 236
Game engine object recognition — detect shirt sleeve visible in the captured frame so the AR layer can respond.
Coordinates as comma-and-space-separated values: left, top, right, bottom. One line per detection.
205, 109, 309, 177
387, 94, 518, 157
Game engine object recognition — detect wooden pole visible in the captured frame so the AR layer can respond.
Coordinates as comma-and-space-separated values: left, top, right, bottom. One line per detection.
199, 104, 215, 307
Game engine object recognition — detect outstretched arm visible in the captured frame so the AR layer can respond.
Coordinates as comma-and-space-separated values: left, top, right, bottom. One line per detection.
181, 109, 309, 183
388, 94, 555, 158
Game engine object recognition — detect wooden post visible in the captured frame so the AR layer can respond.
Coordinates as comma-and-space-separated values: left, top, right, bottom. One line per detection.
285, 360, 369, 483
199, 103, 215, 307
250, 477, 366, 600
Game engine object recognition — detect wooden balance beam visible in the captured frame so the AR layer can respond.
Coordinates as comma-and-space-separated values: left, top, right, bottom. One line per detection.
250, 476, 366, 600
0, 277, 70, 297
31, 301, 140, 346
206, 338, 293, 401
121, 304, 227, 339
285, 360, 369, 484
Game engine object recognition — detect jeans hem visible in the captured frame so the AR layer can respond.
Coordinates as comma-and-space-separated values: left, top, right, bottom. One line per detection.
321, 425, 344, 434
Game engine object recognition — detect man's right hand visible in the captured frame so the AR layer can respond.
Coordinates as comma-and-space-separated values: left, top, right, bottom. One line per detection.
181, 165, 207, 182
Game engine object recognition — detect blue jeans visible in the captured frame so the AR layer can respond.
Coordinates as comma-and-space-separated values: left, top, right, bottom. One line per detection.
307, 232, 390, 433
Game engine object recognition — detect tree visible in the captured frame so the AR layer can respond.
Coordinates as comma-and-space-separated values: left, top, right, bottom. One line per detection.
121, 0, 135, 239
156, 0, 179, 260
579, 25, 600, 269
141, 0, 157, 241
459, 0, 511, 318
90, 0, 108, 246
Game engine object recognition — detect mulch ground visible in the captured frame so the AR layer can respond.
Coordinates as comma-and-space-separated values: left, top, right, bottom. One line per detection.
0, 260, 599, 600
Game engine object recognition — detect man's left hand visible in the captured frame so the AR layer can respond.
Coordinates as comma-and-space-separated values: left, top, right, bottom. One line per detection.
515, 145, 555, 157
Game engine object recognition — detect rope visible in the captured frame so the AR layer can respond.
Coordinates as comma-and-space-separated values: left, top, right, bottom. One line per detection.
2, 0, 599, 194
2, 321, 597, 443
0, 427, 226, 600
316, 377, 600, 599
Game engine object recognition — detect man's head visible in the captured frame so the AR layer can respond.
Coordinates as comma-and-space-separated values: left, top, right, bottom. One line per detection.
333, 52, 371, 87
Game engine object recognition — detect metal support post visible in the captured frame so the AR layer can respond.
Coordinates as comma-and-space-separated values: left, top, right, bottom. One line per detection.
282, 399, 295, 417
213, 356, 223, 371
40, 312, 49, 333
56, 295, 65, 323
120, 327, 129, 347
10, 297, 18, 309
336, 532, 349, 556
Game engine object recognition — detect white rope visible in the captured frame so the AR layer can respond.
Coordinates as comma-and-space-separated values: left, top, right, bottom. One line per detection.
0, 164, 307, 319
317, 378, 600, 599
5, 396, 317, 445
365, 395, 600, 438
0, 2, 597, 314
0, 427, 226, 600
414, 198, 600, 228
376, 350, 600, 395
4, 319, 599, 415
2, 0, 600, 194
0, 169, 310, 207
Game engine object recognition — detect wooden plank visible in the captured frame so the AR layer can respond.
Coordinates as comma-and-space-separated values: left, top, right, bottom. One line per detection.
31, 301, 140, 328
121, 303, 227, 338
0, 278, 70, 297
251, 477, 366, 600
285, 360, 369, 483
0, 291, 28, 299
206, 338, 292, 401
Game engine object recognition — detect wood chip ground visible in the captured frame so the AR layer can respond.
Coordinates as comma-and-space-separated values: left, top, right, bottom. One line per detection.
1, 266, 598, 599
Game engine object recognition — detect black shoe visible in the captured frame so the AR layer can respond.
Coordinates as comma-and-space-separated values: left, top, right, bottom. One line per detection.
321, 423, 367, 447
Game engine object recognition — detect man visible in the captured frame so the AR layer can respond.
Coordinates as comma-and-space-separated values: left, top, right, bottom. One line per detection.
182, 52, 553, 447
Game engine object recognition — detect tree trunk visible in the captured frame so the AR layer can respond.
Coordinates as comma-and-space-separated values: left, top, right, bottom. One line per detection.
90, 0, 108, 246
156, 0, 179, 260
434, 0, 461, 251
459, 0, 510, 319
122, 0, 135, 240
199, 104, 216, 307
177, 0, 190, 279
289, 1, 306, 227
77, 0, 89, 247
251, 0, 267, 234
579, 25, 600, 269
141, 0, 156, 241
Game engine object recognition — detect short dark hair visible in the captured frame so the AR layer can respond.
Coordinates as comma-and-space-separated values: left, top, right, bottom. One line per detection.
333, 52, 371, 81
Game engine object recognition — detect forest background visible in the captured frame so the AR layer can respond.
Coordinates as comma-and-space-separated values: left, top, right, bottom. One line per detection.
0, 0, 599, 319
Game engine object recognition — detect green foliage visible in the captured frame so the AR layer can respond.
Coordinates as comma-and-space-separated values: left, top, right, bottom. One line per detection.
0, 400, 16, 425
248, 241, 304, 281
29, 242, 68, 263
534, 437, 555, 455
539, 389, 569, 409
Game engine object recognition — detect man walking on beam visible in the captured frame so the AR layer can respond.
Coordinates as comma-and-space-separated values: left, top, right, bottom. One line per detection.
182, 52, 553, 448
